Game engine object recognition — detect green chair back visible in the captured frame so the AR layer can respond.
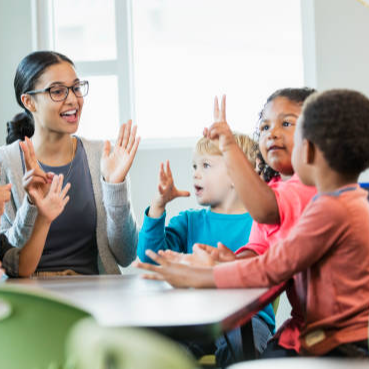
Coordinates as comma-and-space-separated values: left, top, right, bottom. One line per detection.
65, 318, 199, 369
0, 285, 91, 369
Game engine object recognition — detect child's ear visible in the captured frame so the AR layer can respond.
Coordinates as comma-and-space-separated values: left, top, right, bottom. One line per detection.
303, 139, 315, 165
21, 94, 36, 113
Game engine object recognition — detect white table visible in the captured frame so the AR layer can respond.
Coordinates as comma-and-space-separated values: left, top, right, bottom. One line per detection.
4, 273, 284, 341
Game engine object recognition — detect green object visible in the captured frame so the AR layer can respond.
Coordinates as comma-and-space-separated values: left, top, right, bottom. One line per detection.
0, 285, 91, 369
65, 318, 199, 369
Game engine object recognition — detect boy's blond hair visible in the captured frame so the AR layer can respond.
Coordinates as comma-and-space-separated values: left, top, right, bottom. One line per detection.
195, 133, 257, 167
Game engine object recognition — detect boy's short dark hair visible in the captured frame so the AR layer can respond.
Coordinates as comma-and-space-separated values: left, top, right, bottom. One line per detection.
301, 89, 369, 175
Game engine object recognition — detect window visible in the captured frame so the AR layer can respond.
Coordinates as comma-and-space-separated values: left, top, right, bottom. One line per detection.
36, 0, 303, 143
132, 0, 304, 140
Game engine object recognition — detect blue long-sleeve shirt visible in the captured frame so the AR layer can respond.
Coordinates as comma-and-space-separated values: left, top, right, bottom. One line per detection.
138, 207, 275, 330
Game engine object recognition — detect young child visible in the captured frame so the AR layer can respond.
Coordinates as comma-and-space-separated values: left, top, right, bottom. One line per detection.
0, 171, 70, 277
138, 133, 258, 259
137, 89, 369, 358
137, 133, 274, 364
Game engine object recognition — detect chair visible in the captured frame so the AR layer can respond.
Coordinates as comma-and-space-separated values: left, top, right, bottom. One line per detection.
227, 357, 369, 369
0, 285, 92, 369
65, 318, 199, 369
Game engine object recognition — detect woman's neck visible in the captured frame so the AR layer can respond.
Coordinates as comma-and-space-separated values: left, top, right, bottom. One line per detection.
32, 131, 75, 166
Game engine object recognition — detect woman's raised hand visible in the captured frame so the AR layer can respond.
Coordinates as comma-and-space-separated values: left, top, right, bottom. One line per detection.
29, 174, 71, 223
100, 120, 140, 183
204, 95, 237, 154
20, 137, 53, 201
149, 161, 190, 218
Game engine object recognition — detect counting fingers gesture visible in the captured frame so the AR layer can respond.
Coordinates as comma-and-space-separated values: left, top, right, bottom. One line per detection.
20, 137, 53, 200
204, 95, 237, 154
30, 174, 70, 223
149, 161, 190, 218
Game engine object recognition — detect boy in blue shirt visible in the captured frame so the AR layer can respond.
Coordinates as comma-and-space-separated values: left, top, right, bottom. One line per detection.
137, 134, 274, 365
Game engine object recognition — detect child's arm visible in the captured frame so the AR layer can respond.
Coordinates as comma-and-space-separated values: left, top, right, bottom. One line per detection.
205, 96, 280, 224
18, 174, 70, 277
148, 161, 190, 218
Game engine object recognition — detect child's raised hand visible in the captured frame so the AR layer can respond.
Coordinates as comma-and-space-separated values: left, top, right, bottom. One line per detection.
29, 174, 70, 223
204, 95, 237, 154
149, 161, 190, 218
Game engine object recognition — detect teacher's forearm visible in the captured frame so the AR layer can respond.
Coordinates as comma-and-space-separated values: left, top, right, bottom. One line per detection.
18, 215, 50, 277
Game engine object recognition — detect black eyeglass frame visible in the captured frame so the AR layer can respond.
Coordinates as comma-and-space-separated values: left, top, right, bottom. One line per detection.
25, 80, 89, 102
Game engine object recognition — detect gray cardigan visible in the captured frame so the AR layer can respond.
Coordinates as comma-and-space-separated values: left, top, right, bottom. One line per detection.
0, 138, 138, 276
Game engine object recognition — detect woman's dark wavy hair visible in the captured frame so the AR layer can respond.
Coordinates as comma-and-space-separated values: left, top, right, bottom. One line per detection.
302, 89, 369, 175
6, 51, 74, 144
253, 87, 316, 182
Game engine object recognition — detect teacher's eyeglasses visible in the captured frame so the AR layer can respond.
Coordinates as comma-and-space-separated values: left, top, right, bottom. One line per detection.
25, 80, 89, 102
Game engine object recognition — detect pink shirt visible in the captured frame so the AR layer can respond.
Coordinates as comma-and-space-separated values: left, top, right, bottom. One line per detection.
236, 174, 317, 256
214, 185, 369, 355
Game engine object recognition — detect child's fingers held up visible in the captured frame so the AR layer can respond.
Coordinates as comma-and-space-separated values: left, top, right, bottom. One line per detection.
159, 162, 167, 182
220, 94, 226, 121
166, 160, 173, 179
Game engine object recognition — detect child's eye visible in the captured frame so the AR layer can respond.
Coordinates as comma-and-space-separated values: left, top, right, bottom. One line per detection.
282, 121, 294, 127
260, 124, 269, 132
203, 163, 210, 169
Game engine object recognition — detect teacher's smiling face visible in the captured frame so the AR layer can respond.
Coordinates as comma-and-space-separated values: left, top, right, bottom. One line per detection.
25, 61, 85, 135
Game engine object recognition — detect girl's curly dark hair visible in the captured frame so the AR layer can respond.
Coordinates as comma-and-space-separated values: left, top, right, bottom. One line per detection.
252, 87, 316, 182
